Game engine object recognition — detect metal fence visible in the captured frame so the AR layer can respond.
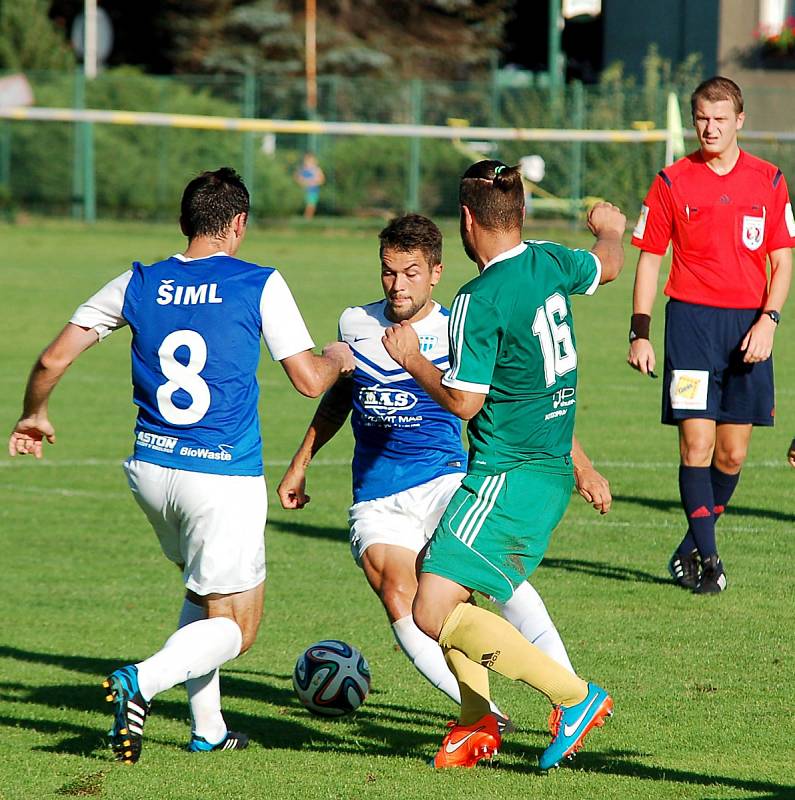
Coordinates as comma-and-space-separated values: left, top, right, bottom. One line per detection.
1, 70, 793, 222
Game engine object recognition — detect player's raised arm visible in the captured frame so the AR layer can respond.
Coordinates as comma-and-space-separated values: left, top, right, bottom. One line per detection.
382, 322, 484, 420
279, 342, 354, 398
278, 378, 353, 509
587, 202, 626, 284
8, 323, 99, 458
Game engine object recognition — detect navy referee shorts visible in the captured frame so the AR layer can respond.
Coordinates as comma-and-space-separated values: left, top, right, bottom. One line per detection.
662, 299, 775, 427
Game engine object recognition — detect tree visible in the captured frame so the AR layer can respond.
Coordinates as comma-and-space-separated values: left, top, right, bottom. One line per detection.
0, 0, 75, 71
157, 0, 509, 80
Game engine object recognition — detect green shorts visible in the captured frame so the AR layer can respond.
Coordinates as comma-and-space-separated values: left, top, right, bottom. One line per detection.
421, 458, 574, 603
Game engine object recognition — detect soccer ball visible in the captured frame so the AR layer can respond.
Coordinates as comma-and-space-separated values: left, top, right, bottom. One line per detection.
292, 639, 371, 717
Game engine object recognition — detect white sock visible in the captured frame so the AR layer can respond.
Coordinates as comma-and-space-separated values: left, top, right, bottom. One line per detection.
136, 617, 242, 703
392, 616, 461, 704
498, 581, 575, 673
177, 599, 227, 743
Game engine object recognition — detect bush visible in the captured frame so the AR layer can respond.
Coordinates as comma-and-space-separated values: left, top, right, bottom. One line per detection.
7, 68, 302, 219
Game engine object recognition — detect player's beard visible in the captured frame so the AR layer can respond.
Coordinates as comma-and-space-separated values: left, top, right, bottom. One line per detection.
386, 294, 428, 322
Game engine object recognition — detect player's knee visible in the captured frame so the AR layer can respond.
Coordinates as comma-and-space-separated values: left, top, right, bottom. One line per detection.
411, 599, 442, 641
680, 439, 714, 466
379, 580, 415, 622
714, 447, 746, 473
237, 622, 260, 655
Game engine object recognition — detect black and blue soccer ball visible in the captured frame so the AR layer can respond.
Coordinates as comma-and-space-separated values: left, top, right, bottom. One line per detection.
292, 639, 371, 717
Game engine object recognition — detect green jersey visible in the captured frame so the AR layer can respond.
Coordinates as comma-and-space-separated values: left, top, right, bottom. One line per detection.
442, 240, 600, 474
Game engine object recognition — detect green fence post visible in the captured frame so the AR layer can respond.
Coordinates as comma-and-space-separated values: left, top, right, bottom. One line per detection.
83, 119, 96, 223
72, 71, 85, 220
570, 80, 585, 221
243, 73, 256, 207
0, 122, 10, 186
0, 121, 10, 220
407, 79, 422, 212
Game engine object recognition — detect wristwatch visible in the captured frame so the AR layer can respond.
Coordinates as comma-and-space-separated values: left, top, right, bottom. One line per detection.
763, 309, 781, 324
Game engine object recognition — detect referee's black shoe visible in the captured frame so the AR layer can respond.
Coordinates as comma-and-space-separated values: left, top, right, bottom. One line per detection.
668, 548, 700, 590
694, 555, 727, 594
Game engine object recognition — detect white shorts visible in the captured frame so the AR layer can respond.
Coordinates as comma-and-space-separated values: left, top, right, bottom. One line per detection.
123, 459, 267, 596
348, 472, 464, 565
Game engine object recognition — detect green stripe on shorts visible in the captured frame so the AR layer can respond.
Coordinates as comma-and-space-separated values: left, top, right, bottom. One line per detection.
421, 459, 573, 603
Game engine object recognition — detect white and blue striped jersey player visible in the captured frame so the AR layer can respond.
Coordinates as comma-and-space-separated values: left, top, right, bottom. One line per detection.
341, 298, 466, 505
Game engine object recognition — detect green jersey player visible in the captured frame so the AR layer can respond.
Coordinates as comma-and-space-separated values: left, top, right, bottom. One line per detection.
383, 160, 626, 770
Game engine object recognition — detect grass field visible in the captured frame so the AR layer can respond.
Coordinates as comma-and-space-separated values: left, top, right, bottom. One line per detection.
1, 218, 793, 800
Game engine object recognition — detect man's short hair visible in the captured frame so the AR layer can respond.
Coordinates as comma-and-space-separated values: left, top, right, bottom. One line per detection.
691, 76, 744, 118
459, 160, 524, 231
180, 167, 250, 240
379, 214, 443, 267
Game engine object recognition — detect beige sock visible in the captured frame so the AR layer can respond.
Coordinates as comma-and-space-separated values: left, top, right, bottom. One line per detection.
444, 647, 491, 725
439, 602, 588, 707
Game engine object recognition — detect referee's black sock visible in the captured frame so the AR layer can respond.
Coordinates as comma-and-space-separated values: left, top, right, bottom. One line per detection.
710, 465, 740, 522
678, 465, 717, 558
676, 466, 740, 553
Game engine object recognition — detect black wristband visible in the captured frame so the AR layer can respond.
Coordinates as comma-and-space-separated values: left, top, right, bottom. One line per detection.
629, 313, 651, 341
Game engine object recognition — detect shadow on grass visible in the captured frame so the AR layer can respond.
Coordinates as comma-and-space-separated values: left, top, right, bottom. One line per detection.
614, 494, 795, 526
267, 517, 348, 543
0, 645, 448, 759
538, 558, 669, 585
1, 646, 792, 798
497, 743, 795, 800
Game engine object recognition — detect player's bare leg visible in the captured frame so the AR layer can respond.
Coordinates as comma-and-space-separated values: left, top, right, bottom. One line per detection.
361, 544, 463, 704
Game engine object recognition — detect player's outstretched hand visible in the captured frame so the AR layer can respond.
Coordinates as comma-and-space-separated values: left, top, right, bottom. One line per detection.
277, 466, 311, 509
322, 341, 355, 376
627, 338, 656, 376
8, 416, 56, 459
788, 438, 795, 468
382, 320, 420, 368
574, 463, 612, 514
587, 201, 626, 238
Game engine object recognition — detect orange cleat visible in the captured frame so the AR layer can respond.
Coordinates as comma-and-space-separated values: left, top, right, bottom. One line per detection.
431, 713, 501, 768
548, 705, 563, 736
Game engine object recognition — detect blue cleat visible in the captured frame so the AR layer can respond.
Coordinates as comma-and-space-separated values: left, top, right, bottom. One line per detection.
188, 730, 250, 753
539, 682, 613, 770
102, 665, 150, 764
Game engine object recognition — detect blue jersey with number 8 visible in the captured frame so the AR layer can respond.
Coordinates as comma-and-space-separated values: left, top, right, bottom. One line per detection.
71, 253, 314, 476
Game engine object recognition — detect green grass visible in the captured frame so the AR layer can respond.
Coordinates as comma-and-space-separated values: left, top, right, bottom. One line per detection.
1, 218, 793, 800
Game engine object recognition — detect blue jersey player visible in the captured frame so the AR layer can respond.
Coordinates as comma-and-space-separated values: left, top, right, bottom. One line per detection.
8, 168, 354, 763
278, 214, 611, 728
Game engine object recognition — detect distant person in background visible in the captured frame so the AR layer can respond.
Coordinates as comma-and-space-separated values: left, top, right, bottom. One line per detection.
628, 76, 794, 594
295, 152, 325, 219
788, 438, 795, 467
7, 167, 354, 763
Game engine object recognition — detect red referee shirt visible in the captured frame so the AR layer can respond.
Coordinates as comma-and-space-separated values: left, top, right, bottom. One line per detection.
631, 149, 795, 308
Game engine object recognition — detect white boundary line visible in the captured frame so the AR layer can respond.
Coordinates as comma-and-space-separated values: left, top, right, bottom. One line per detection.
0, 457, 788, 470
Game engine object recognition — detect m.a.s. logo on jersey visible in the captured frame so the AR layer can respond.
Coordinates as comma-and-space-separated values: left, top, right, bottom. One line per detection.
359, 385, 418, 417
741, 214, 764, 251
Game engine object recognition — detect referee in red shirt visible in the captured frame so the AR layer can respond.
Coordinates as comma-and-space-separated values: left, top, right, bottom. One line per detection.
628, 76, 794, 594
